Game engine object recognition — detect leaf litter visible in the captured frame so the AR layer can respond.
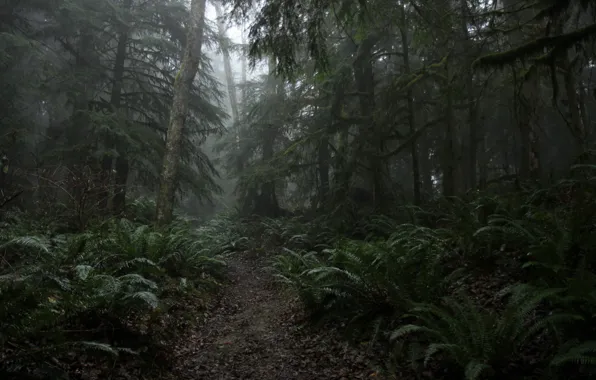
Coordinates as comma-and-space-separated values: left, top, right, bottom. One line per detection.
170, 251, 384, 379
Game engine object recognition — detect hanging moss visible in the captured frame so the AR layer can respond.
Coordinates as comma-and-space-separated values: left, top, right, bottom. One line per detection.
473, 22, 596, 69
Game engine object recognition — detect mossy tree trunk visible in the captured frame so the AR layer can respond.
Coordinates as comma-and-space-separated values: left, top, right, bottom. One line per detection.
155, 0, 207, 225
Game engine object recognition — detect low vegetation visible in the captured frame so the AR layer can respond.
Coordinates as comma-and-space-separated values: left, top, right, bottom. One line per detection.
0, 202, 241, 379
264, 170, 596, 380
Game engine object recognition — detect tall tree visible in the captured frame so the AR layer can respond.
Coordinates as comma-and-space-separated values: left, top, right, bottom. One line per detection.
399, 4, 421, 205
106, 0, 133, 215
215, 2, 242, 173
156, 0, 208, 225
215, 3, 239, 125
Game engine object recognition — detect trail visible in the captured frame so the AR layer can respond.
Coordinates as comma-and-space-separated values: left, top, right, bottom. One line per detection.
172, 252, 382, 380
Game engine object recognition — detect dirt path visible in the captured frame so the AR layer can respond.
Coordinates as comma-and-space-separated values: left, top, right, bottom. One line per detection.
172, 252, 383, 380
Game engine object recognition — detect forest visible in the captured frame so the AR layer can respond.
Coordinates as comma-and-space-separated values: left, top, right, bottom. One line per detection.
1, 0, 596, 379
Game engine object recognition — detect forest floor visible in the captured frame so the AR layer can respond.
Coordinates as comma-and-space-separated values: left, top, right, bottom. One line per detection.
170, 251, 384, 380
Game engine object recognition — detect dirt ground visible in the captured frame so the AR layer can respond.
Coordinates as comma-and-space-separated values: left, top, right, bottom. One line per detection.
171, 251, 384, 379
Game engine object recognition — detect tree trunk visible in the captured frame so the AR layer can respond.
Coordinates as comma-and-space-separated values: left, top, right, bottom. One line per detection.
578, 79, 590, 144
215, 3, 242, 175
501, 0, 542, 181
156, 0, 207, 225
353, 34, 384, 206
241, 28, 247, 111
317, 132, 330, 207
215, 4, 239, 124
320, 76, 346, 210
460, 0, 479, 191
256, 56, 280, 216
562, 55, 586, 153
478, 119, 488, 190
517, 67, 541, 180
113, 155, 129, 213
68, 33, 93, 162
399, 5, 421, 205
442, 60, 456, 197
110, 0, 133, 215
419, 136, 433, 200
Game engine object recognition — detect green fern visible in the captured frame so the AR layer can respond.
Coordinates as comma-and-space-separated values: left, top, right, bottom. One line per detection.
390, 286, 581, 379
550, 340, 596, 372
0, 210, 238, 378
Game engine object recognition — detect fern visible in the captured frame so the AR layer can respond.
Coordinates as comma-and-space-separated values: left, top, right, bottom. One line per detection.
390, 287, 581, 379
0, 210, 237, 378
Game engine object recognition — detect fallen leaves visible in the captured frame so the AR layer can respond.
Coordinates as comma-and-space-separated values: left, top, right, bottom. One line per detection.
170, 253, 384, 380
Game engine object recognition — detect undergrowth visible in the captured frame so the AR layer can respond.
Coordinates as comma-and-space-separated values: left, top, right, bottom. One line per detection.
0, 204, 242, 379
263, 169, 596, 380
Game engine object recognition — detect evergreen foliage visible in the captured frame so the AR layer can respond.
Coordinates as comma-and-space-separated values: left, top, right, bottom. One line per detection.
3, 0, 596, 378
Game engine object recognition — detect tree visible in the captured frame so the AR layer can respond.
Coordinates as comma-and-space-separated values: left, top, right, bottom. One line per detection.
156, 0, 208, 225
215, 2, 242, 173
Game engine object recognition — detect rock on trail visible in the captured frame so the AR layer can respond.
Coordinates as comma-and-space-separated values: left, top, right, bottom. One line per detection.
171, 251, 383, 379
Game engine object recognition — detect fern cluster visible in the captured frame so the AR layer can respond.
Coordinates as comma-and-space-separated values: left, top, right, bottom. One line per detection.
268, 174, 596, 379
0, 212, 237, 379
271, 225, 452, 343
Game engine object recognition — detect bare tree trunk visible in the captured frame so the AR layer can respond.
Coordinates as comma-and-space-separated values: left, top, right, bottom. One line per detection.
156, 0, 207, 225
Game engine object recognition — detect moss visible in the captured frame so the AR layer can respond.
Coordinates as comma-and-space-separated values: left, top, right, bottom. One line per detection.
473, 22, 596, 69
174, 62, 184, 84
